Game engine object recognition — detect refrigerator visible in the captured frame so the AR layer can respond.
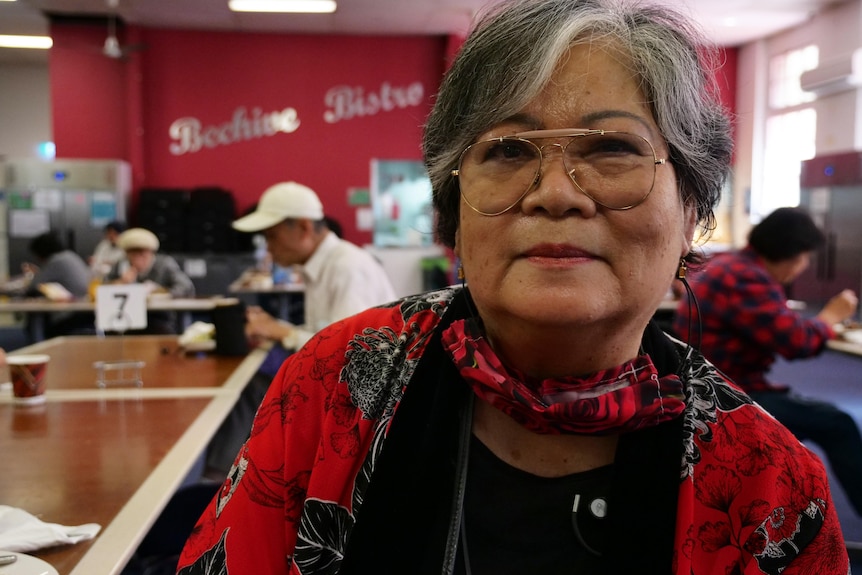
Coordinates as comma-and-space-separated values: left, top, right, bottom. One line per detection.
794, 151, 862, 309
0, 159, 130, 279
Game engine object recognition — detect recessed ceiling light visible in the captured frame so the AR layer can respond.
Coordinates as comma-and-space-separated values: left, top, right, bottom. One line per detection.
0, 35, 53, 49
228, 0, 337, 13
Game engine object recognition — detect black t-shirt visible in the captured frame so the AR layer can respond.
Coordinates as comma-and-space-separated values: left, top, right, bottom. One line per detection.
457, 434, 614, 574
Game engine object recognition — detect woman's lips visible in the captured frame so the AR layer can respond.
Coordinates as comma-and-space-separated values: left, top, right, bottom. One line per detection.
522, 243, 595, 259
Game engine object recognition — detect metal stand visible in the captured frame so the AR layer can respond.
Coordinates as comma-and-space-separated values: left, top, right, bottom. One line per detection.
93, 313, 146, 388
94, 359, 146, 388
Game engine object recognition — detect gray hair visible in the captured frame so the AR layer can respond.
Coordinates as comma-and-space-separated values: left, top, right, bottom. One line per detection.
423, 0, 733, 250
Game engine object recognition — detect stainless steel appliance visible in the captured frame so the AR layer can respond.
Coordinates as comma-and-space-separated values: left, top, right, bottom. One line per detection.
0, 159, 130, 279
795, 152, 862, 311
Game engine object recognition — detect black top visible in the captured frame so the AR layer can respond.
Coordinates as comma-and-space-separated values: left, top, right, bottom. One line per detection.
459, 434, 613, 574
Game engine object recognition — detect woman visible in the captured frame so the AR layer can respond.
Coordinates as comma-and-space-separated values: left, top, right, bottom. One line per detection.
177, 0, 849, 573
673, 207, 862, 515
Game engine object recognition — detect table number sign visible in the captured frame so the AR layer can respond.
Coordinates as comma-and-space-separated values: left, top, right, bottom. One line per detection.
96, 284, 148, 332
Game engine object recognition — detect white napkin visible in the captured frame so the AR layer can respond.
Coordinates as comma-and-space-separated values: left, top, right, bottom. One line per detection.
178, 321, 216, 347
0, 506, 101, 552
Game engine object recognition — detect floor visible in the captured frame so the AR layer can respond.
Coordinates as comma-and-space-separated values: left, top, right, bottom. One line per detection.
770, 349, 862, 571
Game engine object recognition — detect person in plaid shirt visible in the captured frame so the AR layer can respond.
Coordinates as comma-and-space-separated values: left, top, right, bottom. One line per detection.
674, 207, 862, 515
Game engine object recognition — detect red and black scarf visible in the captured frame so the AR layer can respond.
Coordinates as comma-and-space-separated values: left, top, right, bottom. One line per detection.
441, 317, 685, 435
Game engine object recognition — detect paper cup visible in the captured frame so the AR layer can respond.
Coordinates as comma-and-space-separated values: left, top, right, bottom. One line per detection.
8, 354, 51, 405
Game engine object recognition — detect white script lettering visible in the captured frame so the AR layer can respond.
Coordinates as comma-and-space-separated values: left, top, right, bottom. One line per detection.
323, 81, 424, 124
169, 106, 301, 155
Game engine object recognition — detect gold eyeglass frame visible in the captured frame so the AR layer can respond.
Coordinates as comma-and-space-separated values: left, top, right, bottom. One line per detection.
451, 128, 668, 216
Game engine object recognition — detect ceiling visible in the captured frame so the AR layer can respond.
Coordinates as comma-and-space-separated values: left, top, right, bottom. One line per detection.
0, 0, 846, 64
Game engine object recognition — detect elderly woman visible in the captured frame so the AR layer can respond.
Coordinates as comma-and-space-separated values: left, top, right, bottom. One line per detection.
177, 0, 848, 573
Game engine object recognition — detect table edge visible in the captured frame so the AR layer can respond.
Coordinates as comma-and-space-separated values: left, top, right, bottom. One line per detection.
67, 346, 268, 575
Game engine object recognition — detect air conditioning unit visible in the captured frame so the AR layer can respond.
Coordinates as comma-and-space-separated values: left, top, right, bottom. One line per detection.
800, 48, 862, 97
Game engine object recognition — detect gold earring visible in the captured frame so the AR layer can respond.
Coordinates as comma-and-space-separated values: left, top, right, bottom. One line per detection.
457, 265, 465, 280
676, 259, 687, 280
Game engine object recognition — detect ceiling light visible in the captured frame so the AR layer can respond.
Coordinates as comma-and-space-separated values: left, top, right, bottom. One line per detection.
228, 0, 336, 13
0, 35, 53, 49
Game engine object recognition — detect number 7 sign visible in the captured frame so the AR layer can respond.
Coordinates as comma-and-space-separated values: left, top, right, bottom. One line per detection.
95, 284, 148, 332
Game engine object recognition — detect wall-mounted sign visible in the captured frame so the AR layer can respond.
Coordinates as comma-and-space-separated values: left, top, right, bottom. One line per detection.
324, 81, 424, 124
169, 105, 301, 155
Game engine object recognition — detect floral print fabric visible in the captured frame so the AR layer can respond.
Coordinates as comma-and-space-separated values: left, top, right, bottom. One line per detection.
176, 287, 849, 575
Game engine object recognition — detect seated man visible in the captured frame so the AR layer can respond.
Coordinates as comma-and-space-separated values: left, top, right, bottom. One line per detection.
673, 207, 862, 516
105, 227, 195, 334
25, 232, 94, 338
234, 181, 396, 349
89, 220, 126, 277
204, 182, 396, 478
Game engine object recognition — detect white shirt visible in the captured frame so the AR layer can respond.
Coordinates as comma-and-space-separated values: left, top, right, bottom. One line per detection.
90, 239, 125, 276
282, 232, 396, 349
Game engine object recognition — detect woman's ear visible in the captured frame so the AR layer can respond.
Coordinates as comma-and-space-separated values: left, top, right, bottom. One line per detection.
680, 203, 698, 258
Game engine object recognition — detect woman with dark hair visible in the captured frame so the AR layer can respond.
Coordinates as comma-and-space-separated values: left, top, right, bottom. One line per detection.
675, 207, 861, 517
178, 2, 849, 573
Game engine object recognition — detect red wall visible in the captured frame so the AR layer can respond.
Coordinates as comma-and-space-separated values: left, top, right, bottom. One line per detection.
50, 21, 447, 245
715, 47, 738, 156
49, 21, 130, 160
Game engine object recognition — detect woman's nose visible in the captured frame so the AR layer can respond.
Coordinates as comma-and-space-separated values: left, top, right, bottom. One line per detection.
521, 143, 597, 217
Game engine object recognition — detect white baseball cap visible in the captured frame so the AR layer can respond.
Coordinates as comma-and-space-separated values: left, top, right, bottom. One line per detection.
233, 182, 324, 233
118, 227, 160, 251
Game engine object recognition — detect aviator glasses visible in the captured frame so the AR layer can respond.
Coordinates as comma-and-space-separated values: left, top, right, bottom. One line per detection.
452, 128, 667, 216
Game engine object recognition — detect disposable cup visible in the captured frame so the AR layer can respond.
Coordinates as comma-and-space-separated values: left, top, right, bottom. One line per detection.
8, 354, 51, 405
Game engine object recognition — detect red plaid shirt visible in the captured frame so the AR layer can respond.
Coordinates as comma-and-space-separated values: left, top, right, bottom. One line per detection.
673, 247, 834, 392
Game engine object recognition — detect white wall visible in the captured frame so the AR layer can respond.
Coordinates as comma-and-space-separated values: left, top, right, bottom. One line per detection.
0, 63, 51, 160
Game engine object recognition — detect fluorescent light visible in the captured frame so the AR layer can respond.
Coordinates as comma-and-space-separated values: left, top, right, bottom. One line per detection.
229, 0, 337, 13
0, 35, 53, 49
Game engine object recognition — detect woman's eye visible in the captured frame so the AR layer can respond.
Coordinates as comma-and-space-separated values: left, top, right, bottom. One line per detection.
487, 141, 534, 162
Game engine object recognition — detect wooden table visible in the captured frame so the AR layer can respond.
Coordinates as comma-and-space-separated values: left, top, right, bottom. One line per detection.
0, 296, 240, 342
0, 335, 268, 575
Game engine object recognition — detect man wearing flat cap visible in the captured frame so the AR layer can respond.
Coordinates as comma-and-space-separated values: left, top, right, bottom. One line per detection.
104, 227, 195, 333
233, 181, 395, 350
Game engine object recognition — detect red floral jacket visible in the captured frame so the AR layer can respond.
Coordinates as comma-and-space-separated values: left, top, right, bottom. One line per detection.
177, 287, 849, 575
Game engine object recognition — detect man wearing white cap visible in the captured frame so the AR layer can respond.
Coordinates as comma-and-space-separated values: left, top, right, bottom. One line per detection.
232, 181, 395, 350
203, 182, 396, 477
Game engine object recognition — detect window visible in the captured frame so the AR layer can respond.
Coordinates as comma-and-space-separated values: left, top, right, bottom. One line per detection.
757, 46, 818, 221
759, 109, 816, 217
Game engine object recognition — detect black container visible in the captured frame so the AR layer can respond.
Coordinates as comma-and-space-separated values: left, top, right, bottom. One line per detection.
212, 299, 249, 356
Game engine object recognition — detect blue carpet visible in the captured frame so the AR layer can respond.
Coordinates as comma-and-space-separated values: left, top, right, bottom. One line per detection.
769, 349, 862, 546
0, 326, 30, 351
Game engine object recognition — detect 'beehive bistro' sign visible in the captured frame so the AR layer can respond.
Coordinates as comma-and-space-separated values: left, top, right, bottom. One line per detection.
169, 106, 301, 155
168, 81, 424, 155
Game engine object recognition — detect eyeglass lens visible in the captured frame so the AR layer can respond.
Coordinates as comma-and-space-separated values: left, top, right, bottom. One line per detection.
457, 132, 659, 215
